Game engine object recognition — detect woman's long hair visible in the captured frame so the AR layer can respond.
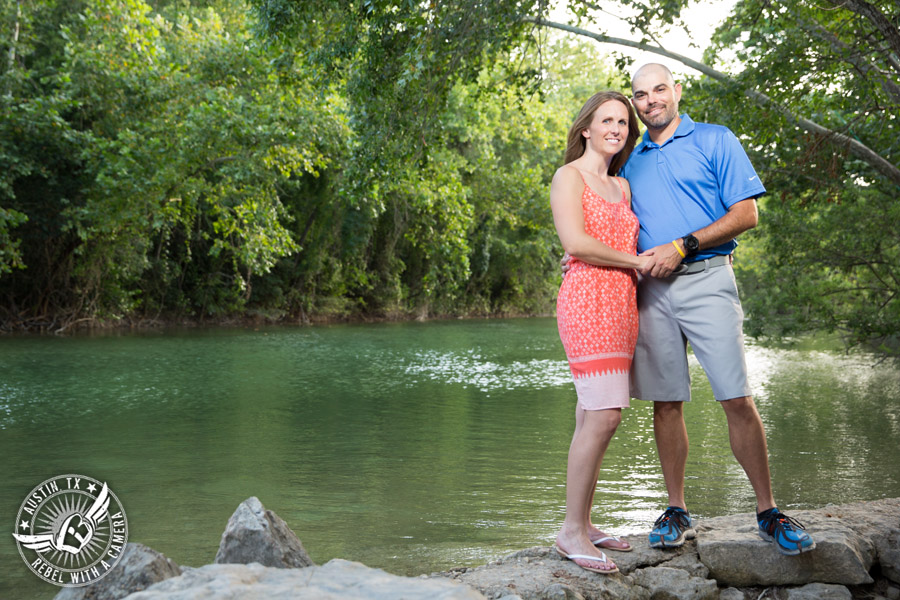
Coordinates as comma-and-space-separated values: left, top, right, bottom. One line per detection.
564, 91, 640, 175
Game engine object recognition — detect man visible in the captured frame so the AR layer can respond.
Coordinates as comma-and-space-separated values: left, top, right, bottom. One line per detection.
622, 63, 815, 555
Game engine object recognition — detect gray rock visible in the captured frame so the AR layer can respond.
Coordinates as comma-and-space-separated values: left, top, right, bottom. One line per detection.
54, 543, 181, 600
539, 583, 584, 600
61, 497, 900, 600
630, 566, 718, 600
695, 511, 873, 586
652, 549, 709, 580
782, 582, 852, 600
815, 498, 900, 586
214, 496, 313, 569
874, 526, 900, 584
600, 536, 696, 575
439, 499, 900, 599
123, 559, 483, 599
439, 546, 649, 600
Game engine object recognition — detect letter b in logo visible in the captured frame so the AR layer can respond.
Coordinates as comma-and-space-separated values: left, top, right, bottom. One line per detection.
58, 514, 94, 554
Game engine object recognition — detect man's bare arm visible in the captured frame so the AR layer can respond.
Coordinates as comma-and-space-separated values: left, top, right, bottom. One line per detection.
642, 198, 758, 278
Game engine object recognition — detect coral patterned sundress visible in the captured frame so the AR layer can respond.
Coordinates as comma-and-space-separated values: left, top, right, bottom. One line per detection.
556, 175, 640, 410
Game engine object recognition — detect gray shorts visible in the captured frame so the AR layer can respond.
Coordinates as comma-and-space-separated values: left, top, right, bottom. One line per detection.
630, 263, 752, 402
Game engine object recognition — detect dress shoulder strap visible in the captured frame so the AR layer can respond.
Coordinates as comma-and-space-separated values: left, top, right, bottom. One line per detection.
614, 176, 628, 205
567, 165, 587, 185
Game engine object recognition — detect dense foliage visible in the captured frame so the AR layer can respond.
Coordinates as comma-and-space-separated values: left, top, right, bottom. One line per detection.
2, 0, 898, 356
0, 0, 621, 330
542, 0, 900, 354
1, 0, 348, 325
692, 0, 900, 353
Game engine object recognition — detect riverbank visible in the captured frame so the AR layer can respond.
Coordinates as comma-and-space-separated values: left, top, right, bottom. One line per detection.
0, 308, 554, 335
55, 496, 900, 600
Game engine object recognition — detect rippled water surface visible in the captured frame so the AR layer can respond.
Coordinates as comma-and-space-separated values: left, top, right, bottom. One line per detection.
1, 318, 899, 598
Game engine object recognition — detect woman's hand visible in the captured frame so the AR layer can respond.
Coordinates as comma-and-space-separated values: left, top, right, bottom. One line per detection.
636, 254, 652, 274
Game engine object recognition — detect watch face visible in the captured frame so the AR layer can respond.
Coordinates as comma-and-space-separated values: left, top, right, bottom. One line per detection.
684, 235, 699, 253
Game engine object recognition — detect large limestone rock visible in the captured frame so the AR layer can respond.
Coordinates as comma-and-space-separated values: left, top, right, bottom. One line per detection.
123, 559, 484, 599
441, 498, 900, 600
830, 498, 900, 585
696, 510, 874, 586
50, 496, 900, 600
54, 543, 181, 600
878, 529, 900, 584
214, 496, 313, 569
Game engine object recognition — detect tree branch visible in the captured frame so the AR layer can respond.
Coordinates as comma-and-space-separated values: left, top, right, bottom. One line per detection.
827, 0, 900, 70
5, 0, 21, 98
523, 16, 900, 188
793, 12, 900, 105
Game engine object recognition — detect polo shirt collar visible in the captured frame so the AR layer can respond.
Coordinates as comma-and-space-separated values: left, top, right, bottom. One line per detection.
636, 114, 695, 152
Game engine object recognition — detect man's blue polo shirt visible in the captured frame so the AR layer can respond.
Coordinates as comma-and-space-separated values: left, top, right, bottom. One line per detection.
621, 114, 766, 261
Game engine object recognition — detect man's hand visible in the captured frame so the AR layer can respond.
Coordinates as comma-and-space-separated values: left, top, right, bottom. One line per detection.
640, 241, 684, 278
561, 252, 573, 275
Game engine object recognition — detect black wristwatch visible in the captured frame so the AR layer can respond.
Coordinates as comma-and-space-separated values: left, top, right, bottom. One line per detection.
682, 234, 700, 257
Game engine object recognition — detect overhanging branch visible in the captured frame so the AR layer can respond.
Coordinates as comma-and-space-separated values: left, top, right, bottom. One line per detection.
524, 16, 900, 188
828, 0, 900, 67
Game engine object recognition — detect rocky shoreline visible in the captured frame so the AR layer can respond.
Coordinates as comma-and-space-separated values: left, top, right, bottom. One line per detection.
55, 496, 900, 600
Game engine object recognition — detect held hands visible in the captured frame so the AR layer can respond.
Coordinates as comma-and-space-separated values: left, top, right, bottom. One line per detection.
638, 242, 684, 278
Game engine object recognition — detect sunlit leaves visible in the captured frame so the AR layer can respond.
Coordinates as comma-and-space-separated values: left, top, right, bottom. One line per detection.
690, 0, 900, 352
0, 0, 347, 320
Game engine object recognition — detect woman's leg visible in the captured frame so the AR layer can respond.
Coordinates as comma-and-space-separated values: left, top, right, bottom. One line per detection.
571, 406, 630, 549
556, 408, 621, 561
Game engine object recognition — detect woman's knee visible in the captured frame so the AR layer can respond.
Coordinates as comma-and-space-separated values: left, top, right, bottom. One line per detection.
585, 408, 621, 435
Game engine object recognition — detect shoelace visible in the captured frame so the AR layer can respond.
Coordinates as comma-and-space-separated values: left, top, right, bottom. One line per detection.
654, 507, 690, 529
760, 510, 807, 535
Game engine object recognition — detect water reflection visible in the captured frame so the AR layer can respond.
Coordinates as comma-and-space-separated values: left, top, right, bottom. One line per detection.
0, 319, 898, 600
405, 351, 572, 392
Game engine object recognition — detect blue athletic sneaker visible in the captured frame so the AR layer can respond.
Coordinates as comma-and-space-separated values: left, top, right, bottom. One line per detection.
757, 508, 816, 555
649, 506, 695, 548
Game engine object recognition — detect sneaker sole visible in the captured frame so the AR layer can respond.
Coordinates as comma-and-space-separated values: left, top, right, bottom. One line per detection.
758, 531, 816, 556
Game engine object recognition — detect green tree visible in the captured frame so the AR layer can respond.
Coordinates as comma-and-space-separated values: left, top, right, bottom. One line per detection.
530, 1, 900, 354
0, 0, 347, 326
249, 0, 549, 316
705, 0, 900, 353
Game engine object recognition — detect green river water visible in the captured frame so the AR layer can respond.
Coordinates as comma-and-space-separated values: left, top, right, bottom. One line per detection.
1, 318, 899, 598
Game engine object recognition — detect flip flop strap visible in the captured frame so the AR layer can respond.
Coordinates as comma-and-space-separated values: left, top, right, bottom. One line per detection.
593, 536, 621, 544
566, 552, 609, 562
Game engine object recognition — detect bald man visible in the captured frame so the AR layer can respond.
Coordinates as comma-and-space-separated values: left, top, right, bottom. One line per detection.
622, 64, 815, 556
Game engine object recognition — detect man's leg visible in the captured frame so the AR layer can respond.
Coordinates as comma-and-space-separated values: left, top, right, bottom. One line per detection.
631, 275, 695, 548
653, 401, 688, 509
719, 396, 775, 512
648, 400, 695, 548
720, 395, 816, 554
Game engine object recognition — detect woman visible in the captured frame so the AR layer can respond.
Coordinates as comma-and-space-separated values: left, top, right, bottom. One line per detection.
550, 90, 644, 575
